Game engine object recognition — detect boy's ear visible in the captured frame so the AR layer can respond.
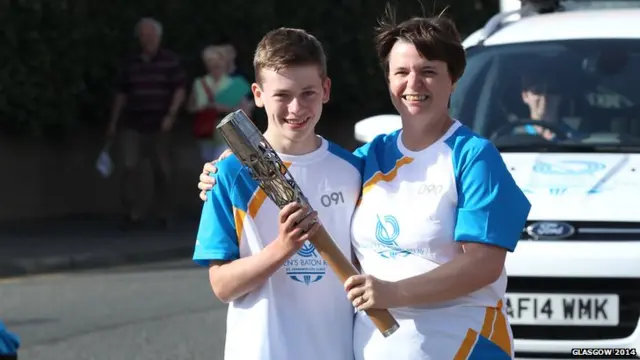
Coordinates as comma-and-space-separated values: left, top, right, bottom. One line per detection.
251, 83, 264, 108
322, 77, 331, 104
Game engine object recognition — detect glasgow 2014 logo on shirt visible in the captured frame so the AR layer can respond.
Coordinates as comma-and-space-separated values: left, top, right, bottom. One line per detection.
283, 242, 327, 285
374, 214, 411, 259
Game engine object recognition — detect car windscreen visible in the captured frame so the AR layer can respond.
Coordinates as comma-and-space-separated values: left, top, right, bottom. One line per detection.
450, 39, 640, 152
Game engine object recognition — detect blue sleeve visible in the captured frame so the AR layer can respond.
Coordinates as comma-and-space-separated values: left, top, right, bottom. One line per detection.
352, 133, 389, 159
453, 142, 531, 252
0, 322, 19, 355
193, 162, 240, 267
352, 142, 370, 159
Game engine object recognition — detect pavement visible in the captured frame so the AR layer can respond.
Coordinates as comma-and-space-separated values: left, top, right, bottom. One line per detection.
1, 259, 226, 360
0, 216, 199, 279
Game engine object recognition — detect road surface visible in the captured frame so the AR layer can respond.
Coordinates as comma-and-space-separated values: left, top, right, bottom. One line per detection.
0, 260, 226, 360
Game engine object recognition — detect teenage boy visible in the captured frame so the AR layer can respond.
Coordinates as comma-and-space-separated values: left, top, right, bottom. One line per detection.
193, 28, 362, 360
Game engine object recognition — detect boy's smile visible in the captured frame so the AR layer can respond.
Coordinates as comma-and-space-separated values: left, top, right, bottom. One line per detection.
283, 117, 310, 129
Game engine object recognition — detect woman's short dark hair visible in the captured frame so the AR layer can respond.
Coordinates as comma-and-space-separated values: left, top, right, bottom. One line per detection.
374, 12, 466, 83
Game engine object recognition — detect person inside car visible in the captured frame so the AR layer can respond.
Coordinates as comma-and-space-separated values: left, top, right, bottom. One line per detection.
518, 67, 567, 140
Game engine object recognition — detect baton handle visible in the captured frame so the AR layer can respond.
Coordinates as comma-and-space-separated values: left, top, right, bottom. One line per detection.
310, 225, 399, 337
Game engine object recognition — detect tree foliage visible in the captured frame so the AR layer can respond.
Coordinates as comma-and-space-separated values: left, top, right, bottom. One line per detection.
0, 0, 498, 139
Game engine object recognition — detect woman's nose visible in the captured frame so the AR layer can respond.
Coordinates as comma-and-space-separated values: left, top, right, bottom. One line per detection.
406, 71, 424, 90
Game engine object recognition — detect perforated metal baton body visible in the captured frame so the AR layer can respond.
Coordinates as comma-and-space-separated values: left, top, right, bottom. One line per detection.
216, 110, 399, 338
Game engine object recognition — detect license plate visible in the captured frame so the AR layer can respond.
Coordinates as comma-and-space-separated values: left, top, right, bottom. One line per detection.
506, 293, 619, 326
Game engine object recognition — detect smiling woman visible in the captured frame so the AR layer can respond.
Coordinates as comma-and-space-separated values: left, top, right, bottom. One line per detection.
375, 15, 466, 151
343, 9, 531, 360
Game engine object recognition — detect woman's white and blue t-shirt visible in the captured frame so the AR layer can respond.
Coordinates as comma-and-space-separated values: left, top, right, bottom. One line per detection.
193, 137, 362, 360
351, 121, 531, 360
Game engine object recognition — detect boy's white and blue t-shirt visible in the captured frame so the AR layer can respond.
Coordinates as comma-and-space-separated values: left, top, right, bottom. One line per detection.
350, 121, 531, 360
193, 137, 362, 360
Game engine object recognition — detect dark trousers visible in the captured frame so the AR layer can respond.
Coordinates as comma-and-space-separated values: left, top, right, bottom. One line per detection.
120, 128, 172, 219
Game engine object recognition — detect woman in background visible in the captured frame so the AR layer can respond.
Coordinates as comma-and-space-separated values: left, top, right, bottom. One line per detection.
188, 45, 251, 161
220, 43, 238, 75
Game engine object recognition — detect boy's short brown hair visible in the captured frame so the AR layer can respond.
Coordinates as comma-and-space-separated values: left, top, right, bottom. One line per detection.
253, 28, 327, 83
374, 14, 466, 83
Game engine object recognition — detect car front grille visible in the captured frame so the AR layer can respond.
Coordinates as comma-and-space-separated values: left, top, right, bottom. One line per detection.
508, 277, 640, 340
521, 221, 640, 241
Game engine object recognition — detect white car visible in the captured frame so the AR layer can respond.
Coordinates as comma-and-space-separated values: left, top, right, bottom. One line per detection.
354, 1, 640, 358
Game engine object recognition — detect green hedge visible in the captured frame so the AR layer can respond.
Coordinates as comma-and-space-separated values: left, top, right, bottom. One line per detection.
0, 0, 497, 139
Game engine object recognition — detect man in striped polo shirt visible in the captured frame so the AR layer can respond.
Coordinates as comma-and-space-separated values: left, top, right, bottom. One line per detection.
107, 17, 186, 229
